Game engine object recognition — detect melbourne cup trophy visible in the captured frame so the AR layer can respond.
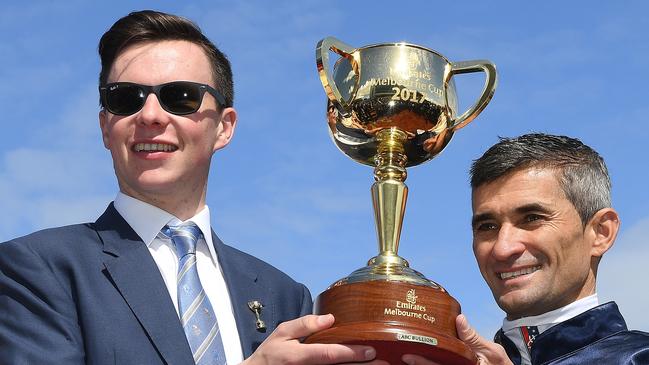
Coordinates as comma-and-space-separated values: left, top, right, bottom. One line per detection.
304, 37, 497, 364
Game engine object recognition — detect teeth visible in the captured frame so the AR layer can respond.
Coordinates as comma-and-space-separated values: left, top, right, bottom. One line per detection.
500, 266, 541, 280
134, 143, 178, 152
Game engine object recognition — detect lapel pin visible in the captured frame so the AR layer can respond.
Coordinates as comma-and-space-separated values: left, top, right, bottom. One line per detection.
247, 300, 266, 331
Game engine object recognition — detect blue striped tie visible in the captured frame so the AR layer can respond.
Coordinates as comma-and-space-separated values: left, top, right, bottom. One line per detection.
163, 224, 227, 365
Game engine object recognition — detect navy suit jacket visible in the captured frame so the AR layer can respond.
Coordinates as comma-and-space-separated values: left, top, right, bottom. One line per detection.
0, 204, 312, 364
494, 302, 649, 364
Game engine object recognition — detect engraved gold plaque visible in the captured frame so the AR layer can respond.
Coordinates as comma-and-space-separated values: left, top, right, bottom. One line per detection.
305, 37, 497, 365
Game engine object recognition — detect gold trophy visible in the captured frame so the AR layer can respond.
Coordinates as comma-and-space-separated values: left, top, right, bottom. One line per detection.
304, 37, 497, 364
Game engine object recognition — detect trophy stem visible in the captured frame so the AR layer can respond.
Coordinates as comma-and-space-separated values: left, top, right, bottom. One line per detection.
334, 126, 435, 286
371, 128, 409, 266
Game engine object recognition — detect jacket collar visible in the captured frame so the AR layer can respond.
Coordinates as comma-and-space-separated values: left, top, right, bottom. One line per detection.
97, 204, 195, 365
496, 302, 627, 365
211, 232, 268, 358
495, 328, 521, 364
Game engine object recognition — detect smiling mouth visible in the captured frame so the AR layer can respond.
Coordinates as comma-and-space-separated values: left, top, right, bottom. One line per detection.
133, 143, 178, 152
499, 266, 541, 280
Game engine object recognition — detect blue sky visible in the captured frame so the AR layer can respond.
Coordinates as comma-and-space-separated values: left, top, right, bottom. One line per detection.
1, 0, 648, 337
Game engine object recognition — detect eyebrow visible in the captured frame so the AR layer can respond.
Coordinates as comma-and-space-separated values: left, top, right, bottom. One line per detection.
515, 202, 552, 215
471, 202, 553, 228
471, 212, 494, 229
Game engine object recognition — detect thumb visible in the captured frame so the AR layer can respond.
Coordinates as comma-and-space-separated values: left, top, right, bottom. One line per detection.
457, 314, 513, 365
456, 314, 489, 350
272, 314, 335, 340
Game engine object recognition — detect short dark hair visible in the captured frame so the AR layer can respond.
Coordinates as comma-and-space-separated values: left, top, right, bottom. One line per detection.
98, 10, 233, 107
470, 133, 611, 225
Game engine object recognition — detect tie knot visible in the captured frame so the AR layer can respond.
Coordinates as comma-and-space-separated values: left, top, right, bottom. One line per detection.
163, 223, 202, 258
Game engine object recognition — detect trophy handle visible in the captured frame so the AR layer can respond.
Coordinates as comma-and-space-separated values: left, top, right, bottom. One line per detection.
316, 37, 356, 117
447, 60, 498, 131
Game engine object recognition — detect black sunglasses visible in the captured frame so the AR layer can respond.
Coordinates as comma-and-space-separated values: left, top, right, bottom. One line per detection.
99, 81, 228, 116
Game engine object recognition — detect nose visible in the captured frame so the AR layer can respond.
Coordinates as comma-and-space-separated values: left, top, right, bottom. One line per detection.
136, 93, 172, 127
491, 223, 526, 261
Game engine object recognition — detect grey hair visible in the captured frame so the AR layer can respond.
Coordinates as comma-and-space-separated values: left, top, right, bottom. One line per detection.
470, 133, 611, 225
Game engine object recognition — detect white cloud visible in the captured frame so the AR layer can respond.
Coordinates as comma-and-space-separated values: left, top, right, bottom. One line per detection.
34, 196, 114, 229
598, 215, 649, 330
0, 84, 115, 242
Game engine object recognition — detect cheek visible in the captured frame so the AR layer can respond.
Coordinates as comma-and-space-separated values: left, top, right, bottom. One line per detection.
103, 120, 130, 148
556, 232, 589, 263
103, 130, 120, 151
563, 245, 592, 274
100, 121, 114, 146
473, 243, 492, 272
194, 128, 220, 153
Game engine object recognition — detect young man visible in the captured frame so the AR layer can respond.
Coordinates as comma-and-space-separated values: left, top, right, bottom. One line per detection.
0, 10, 382, 365
404, 133, 649, 365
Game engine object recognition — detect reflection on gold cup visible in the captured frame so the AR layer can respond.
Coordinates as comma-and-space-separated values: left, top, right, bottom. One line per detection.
305, 37, 497, 365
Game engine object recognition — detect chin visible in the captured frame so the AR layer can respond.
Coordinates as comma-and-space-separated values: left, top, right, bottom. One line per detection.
124, 178, 178, 197
496, 293, 538, 317
135, 172, 182, 187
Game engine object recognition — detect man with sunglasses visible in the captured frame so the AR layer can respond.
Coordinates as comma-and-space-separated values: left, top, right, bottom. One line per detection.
0, 10, 383, 365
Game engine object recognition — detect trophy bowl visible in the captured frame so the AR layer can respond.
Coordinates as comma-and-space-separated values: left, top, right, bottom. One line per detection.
305, 37, 497, 365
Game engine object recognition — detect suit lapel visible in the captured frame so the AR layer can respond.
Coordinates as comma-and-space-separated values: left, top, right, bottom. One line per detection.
97, 204, 194, 365
212, 232, 271, 358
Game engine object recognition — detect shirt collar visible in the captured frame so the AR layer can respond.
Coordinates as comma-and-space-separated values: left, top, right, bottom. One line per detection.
502, 294, 599, 332
113, 192, 218, 261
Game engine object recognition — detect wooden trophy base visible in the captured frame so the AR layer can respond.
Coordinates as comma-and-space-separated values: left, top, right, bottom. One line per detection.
305, 280, 476, 365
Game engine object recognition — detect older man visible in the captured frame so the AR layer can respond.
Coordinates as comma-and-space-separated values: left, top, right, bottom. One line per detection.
405, 133, 649, 365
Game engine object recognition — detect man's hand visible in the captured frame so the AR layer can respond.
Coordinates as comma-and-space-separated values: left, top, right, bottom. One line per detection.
401, 315, 513, 365
242, 314, 389, 365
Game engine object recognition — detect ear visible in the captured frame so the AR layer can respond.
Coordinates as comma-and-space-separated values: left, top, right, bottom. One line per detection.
586, 207, 620, 258
99, 110, 111, 149
213, 107, 237, 152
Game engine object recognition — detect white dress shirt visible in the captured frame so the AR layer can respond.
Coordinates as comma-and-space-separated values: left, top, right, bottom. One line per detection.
114, 192, 243, 364
501, 294, 600, 365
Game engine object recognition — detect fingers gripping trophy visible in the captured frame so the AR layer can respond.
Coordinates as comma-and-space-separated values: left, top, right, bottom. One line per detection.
304, 37, 497, 364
